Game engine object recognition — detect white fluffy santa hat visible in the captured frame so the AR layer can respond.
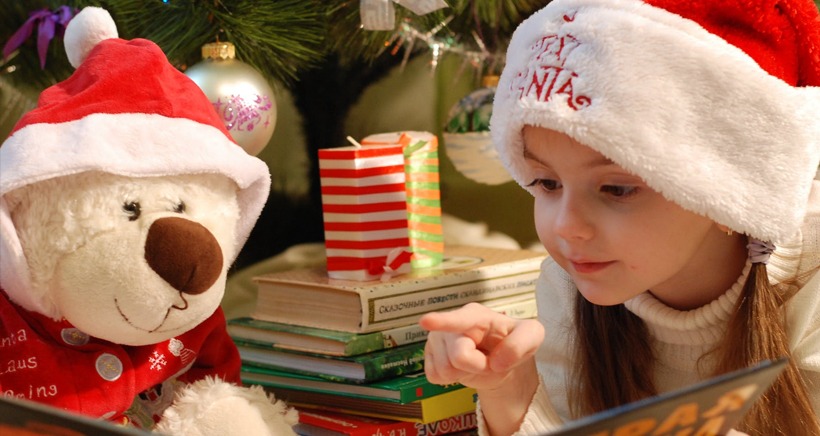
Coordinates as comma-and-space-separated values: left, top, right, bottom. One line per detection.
0, 8, 271, 312
491, 0, 820, 244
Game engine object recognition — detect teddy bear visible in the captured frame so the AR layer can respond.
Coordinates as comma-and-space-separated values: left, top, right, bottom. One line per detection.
0, 7, 297, 435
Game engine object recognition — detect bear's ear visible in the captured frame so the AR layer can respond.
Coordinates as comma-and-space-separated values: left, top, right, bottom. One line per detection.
3, 187, 25, 212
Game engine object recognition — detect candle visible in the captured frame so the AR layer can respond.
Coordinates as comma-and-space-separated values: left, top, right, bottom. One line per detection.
319, 141, 414, 281
362, 131, 444, 270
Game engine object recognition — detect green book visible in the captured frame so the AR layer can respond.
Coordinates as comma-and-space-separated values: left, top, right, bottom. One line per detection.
228, 317, 427, 357
236, 341, 426, 384
241, 366, 462, 404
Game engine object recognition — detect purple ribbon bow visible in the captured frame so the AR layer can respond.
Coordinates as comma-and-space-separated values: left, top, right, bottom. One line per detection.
3, 6, 76, 69
747, 238, 775, 265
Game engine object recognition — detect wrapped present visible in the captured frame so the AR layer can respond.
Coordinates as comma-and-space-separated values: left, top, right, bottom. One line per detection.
318, 143, 414, 281
362, 132, 444, 270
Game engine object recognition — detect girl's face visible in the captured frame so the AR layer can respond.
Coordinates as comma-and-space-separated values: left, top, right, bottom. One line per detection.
523, 126, 746, 310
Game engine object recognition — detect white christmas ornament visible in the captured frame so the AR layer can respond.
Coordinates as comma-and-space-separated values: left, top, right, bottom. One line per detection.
185, 42, 276, 156
443, 78, 512, 185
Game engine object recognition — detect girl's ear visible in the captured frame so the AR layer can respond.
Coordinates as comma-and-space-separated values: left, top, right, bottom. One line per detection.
716, 223, 734, 236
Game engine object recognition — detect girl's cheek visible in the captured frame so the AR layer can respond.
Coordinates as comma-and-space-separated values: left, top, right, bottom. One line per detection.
533, 201, 555, 249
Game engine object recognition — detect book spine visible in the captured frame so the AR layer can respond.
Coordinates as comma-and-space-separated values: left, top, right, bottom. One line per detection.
417, 387, 478, 424
380, 323, 429, 349
360, 272, 538, 332
239, 367, 462, 404
238, 343, 427, 384
290, 386, 478, 424
414, 411, 477, 436
359, 344, 426, 382
394, 381, 461, 404
487, 295, 537, 320
378, 295, 536, 351
296, 410, 477, 436
344, 333, 389, 356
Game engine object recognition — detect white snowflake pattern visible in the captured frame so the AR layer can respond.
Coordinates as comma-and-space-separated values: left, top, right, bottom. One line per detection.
149, 351, 167, 371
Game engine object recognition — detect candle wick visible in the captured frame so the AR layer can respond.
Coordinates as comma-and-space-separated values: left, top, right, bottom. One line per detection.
346, 136, 363, 149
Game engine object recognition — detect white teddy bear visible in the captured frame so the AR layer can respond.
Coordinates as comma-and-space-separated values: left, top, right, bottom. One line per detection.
0, 7, 296, 435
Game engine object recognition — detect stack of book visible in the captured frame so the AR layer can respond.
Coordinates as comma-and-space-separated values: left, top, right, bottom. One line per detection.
229, 245, 546, 435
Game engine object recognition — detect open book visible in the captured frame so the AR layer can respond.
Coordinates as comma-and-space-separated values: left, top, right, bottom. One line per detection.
0, 395, 149, 435
547, 358, 787, 435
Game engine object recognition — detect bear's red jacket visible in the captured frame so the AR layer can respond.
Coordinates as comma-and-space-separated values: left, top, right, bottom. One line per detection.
0, 289, 241, 427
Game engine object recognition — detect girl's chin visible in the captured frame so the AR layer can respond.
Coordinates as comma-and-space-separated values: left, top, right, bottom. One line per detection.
576, 286, 635, 307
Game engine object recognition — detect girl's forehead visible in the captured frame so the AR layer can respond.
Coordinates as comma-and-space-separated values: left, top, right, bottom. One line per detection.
522, 126, 615, 168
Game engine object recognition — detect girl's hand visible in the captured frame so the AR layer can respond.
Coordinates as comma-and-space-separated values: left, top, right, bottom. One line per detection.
420, 302, 545, 390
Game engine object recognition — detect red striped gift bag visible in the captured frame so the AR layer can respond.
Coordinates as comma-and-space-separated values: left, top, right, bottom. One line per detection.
319, 143, 414, 281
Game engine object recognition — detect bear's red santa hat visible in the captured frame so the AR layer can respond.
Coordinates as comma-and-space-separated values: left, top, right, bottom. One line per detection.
0, 7, 271, 315
492, 0, 820, 244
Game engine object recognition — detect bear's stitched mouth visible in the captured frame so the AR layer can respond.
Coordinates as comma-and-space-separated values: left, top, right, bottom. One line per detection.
114, 298, 171, 333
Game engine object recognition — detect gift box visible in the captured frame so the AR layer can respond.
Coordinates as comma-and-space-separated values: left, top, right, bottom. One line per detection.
362, 131, 444, 270
318, 144, 414, 281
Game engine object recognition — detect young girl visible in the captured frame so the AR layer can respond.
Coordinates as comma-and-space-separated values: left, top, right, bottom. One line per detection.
420, 0, 820, 435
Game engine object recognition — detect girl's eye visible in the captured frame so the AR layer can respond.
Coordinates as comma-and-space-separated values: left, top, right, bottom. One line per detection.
601, 185, 639, 198
526, 179, 562, 191
123, 201, 141, 221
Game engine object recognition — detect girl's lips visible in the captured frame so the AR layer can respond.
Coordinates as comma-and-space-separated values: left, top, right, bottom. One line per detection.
571, 260, 615, 274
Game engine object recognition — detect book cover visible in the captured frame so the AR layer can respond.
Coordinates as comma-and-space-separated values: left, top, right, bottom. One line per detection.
229, 293, 536, 357
547, 358, 788, 435
241, 366, 462, 404
237, 341, 426, 384
295, 408, 477, 436
252, 245, 545, 333
0, 395, 149, 435
272, 385, 478, 424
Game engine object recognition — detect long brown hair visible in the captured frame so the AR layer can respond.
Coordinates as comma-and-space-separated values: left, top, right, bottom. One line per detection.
569, 262, 820, 435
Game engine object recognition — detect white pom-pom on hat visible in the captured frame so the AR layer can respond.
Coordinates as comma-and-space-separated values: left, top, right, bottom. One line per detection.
64, 7, 118, 68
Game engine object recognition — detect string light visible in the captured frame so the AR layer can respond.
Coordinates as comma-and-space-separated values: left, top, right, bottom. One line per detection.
385, 17, 505, 78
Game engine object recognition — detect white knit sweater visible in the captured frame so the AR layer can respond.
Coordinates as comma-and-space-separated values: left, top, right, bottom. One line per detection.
478, 181, 820, 435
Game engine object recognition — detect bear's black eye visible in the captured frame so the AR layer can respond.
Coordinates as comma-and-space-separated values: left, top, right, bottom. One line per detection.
123, 201, 141, 221
173, 201, 186, 213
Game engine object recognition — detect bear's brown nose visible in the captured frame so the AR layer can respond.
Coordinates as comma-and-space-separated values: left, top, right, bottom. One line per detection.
144, 217, 223, 295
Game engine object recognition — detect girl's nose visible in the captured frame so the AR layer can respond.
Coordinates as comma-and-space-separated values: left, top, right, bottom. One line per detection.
553, 195, 595, 241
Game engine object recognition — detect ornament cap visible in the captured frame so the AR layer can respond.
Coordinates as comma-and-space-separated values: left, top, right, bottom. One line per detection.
481, 75, 500, 88
201, 42, 236, 60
